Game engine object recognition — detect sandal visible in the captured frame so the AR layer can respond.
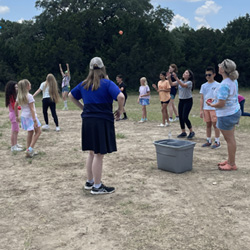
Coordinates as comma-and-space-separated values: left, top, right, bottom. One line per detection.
218, 160, 228, 166
218, 163, 237, 171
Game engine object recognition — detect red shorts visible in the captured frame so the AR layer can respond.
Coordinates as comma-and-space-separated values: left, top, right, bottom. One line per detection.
203, 110, 217, 123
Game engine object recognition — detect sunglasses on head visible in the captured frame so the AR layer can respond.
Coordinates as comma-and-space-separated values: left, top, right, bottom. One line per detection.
205, 74, 212, 77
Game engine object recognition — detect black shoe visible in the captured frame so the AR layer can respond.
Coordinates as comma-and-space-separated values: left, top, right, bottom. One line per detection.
84, 181, 94, 190
91, 184, 115, 195
187, 132, 195, 139
177, 132, 187, 138
121, 117, 128, 120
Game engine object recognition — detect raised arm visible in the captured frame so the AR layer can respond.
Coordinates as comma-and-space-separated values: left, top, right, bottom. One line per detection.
66, 63, 70, 76
59, 64, 64, 77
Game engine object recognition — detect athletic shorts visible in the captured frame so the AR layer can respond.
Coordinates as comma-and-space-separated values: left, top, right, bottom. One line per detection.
203, 110, 217, 123
161, 99, 170, 104
217, 110, 241, 131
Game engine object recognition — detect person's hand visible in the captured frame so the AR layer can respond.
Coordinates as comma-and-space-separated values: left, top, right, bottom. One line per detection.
206, 98, 214, 106
172, 72, 177, 79
152, 84, 157, 90
33, 119, 38, 128
114, 109, 122, 121
16, 117, 20, 123
200, 111, 203, 118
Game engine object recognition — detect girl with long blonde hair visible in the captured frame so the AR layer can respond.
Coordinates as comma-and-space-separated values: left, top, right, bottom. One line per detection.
15, 79, 42, 158
33, 73, 60, 131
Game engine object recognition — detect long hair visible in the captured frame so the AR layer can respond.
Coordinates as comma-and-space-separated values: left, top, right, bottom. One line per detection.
82, 67, 107, 91
5, 81, 17, 107
45, 73, 60, 103
221, 59, 239, 81
187, 69, 195, 91
17, 79, 30, 105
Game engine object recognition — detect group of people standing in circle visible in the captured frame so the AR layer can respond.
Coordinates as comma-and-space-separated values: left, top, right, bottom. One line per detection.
4, 56, 248, 195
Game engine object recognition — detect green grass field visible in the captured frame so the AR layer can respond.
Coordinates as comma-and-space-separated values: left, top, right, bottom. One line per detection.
1, 89, 250, 131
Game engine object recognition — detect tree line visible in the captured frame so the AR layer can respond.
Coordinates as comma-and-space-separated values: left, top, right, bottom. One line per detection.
0, 0, 250, 92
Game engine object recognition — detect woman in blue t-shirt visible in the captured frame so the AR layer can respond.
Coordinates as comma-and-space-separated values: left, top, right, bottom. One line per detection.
69, 57, 125, 195
207, 59, 240, 171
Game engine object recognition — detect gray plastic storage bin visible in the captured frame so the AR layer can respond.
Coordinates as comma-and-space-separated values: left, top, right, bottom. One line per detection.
153, 139, 196, 173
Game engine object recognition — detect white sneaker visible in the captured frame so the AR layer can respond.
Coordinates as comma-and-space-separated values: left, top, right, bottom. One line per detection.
55, 126, 60, 131
16, 144, 23, 149
11, 145, 23, 152
165, 122, 170, 127
42, 124, 50, 130
169, 118, 174, 122
138, 119, 144, 123
174, 117, 179, 121
62, 107, 68, 111
157, 123, 165, 127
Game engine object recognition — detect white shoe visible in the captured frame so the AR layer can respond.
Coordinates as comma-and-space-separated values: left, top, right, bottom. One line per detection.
42, 124, 50, 130
174, 117, 179, 121
165, 122, 170, 127
62, 107, 68, 110
169, 118, 174, 122
16, 144, 23, 149
157, 123, 165, 127
11, 145, 23, 152
55, 126, 60, 132
138, 119, 144, 123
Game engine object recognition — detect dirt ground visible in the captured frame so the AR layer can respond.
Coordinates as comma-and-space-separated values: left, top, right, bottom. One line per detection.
0, 106, 250, 250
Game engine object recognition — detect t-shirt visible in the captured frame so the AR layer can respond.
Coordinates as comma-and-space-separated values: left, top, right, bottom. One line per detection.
40, 81, 50, 98
119, 82, 127, 99
158, 80, 171, 102
200, 81, 219, 110
178, 81, 193, 99
20, 93, 37, 118
139, 85, 150, 99
170, 75, 178, 96
70, 78, 121, 122
62, 75, 70, 88
214, 79, 240, 117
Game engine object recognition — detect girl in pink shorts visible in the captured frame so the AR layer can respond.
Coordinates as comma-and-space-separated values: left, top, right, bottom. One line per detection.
5, 81, 23, 152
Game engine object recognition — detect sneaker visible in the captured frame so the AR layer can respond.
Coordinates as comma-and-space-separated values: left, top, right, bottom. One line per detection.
144, 118, 148, 122
169, 118, 174, 122
211, 142, 221, 149
177, 132, 187, 138
26, 149, 34, 158
121, 117, 128, 120
11, 145, 23, 152
165, 122, 170, 127
157, 123, 165, 127
138, 118, 144, 123
174, 117, 179, 122
202, 141, 212, 147
187, 132, 195, 139
91, 184, 115, 195
62, 107, 68, 111
16, 144, 23, 149
55, 126, 60, 132
84, 181, 94, 190
42, 124, 50, 130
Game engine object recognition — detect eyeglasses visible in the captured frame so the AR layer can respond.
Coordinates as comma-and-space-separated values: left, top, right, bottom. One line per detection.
205, 74, 212, 77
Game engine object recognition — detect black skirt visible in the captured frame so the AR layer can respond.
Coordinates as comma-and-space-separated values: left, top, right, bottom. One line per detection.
81, 117, 117, 154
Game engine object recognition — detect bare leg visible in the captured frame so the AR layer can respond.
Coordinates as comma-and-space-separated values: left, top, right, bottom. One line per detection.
92, 154, 104, 184
206, 121, 212, 138
220, 128, 236, 166
29, 127, 41, 148
11, 131, 18, 146
213, 122, 220, 138
27, 131, 34, 149
86, 151, 94, 181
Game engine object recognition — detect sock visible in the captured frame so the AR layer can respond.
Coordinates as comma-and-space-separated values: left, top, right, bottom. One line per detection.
124, 112, 127, 118
207, 137, 212, 143
170, 117, 173, 119
87, 179, 94, 184
93, 183, 102, 189
215, 138, 220, 143
28, 146, 33, 151
64, 100, 68, 107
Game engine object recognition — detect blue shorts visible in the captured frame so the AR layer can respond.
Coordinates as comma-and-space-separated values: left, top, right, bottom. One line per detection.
139, 98, 150, 106
170, 94, 176, 100
62, 86, 70, 92
217, 110, 241, 130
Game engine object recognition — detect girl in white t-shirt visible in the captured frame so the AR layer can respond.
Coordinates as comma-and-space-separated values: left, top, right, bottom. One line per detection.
137, 77, 150, 122
15, 79, 41, 158
33, 74, 60, 131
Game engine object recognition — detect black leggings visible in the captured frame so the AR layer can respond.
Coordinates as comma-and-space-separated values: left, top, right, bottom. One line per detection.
240, 100, 250, 116
178, 98, 193, 130
42, 98, 59, 126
